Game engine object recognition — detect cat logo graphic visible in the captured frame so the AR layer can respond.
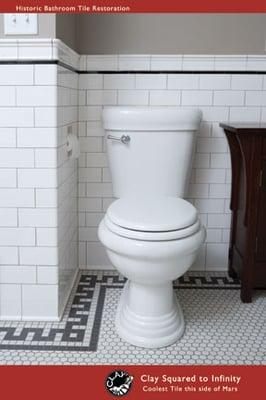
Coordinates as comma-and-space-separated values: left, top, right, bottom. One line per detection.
105, 370, 134, 396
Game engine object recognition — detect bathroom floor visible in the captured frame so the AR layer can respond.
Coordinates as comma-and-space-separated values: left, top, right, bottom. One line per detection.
0, 270, 265, 365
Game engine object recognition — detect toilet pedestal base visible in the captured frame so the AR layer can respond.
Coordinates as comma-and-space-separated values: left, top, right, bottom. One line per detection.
115, 280, 185, 348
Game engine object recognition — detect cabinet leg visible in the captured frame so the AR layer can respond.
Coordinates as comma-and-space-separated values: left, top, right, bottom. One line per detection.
228, 266, 238, 279
240, 286, 252, 303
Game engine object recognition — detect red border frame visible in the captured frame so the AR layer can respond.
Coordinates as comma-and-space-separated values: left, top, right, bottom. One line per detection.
1, 0, 266, 13
0, 365, 265, 399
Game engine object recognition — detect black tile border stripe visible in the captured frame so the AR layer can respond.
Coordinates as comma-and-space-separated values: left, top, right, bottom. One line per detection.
0, 272, 245, 353
0, 60, 265, 75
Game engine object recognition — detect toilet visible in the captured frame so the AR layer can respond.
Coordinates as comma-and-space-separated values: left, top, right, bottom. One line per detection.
98, 106, 206, 348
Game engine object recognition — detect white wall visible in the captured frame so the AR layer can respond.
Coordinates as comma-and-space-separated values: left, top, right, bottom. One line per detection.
0, 60, 79, 320
77, 57, 266, 272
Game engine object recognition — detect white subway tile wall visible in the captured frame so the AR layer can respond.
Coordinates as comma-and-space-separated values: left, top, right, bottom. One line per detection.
78, 71, 266, 272
0, 64, 78, 320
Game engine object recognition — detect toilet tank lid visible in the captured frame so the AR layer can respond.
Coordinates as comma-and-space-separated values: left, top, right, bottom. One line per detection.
107, 196, 198, 232
102, 106, 202, 131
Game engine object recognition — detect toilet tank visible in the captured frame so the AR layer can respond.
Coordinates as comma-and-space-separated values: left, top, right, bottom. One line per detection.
102, 106, 202, 198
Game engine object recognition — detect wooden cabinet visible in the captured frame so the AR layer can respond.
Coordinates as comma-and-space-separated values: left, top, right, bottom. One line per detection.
220, 123, 266, 302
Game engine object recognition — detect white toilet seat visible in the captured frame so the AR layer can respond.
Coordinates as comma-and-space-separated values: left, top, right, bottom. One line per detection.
105, 214, 201, 241
105, 196, 201, 241
107, 196, 198, 232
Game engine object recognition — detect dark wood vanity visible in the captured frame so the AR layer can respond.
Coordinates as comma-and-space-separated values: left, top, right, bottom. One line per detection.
220, 123, 266, 303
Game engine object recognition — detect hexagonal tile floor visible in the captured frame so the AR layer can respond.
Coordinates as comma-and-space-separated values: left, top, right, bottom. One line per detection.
0, 270, 265, 365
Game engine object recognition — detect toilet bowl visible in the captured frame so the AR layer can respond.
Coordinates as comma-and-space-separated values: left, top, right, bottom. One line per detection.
98, 196, 205, 348
98, 106, 204, 348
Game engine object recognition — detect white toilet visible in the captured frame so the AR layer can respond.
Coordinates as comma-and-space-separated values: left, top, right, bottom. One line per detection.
98, 106, 205, 348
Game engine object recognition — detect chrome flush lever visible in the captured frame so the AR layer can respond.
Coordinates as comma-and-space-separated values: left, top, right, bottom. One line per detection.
107, 134, 131, 144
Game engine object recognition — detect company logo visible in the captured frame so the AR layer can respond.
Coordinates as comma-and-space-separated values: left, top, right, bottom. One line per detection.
105, 370, 134, 396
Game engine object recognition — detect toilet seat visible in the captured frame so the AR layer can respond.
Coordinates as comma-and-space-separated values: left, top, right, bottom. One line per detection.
105, 197, 200, 241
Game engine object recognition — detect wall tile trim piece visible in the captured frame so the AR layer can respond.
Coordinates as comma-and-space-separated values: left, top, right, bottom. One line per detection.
0, 39, 266, 73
